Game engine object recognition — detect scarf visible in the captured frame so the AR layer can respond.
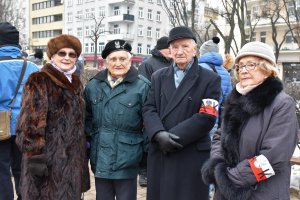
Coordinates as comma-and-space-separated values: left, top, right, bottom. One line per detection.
50, 61, 76, 83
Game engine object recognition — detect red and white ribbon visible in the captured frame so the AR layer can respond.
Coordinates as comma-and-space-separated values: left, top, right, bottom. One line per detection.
199, 99, 219, 117
248, 154, 275, 182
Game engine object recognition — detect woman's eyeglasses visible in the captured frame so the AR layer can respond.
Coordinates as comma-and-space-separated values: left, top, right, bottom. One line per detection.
56, 51, 77, 58
235, 62, 257, 73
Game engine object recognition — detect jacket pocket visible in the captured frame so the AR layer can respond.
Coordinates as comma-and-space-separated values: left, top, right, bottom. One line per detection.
118, 97, 141, 124
114, 133, 143, 170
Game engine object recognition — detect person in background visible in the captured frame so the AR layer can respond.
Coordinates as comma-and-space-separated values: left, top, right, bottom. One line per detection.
143, 26, 221, 200
223, 54, 235, 72
198, 37, 232, 137
137, 36, 172, 187
84, 39, 150, 200
138, 36, 172, 80
202, 41, 298, 200
0, 22, 39, 200
16, 34, 90, 200
28, 49, 43, 66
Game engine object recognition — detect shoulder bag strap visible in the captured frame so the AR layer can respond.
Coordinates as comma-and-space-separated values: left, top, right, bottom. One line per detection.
9, 59, 27, 110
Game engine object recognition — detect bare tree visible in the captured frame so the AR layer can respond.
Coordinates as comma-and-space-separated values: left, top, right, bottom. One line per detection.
282, 0, 300, 47
0, 0, 25, 45
161, 0, 215, 48
89, 15, 105, 68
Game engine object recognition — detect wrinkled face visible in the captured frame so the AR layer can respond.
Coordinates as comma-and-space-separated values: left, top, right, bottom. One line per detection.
236, 56, 268, 87
170, 38, 196, 69
106, 51, 131, 78
51, 48, 77, 72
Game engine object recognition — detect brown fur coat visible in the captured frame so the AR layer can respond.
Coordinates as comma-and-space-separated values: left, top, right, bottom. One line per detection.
16, 64, 90, 200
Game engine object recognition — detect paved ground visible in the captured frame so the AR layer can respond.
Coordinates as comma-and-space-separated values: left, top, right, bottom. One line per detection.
84, 174, 147, 200
12, 168, 298, 200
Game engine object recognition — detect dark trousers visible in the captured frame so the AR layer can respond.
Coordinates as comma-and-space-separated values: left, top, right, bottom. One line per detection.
0, 136, 22, 200
95, 177, 137, 200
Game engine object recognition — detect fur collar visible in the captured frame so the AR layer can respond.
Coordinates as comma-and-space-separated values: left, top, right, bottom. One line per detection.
41, 63, 82, 94
222, 77, 283, 166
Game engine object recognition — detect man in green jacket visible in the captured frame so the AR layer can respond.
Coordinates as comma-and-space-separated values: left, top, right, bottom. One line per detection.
84, 39, 150, 200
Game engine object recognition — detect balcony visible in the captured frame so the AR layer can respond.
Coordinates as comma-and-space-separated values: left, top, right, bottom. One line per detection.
106, 33, 134, 41
108, 0, 135, 5
107, 14, 134, 23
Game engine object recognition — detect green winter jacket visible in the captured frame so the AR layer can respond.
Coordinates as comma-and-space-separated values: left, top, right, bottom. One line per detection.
84, 67, 150, 179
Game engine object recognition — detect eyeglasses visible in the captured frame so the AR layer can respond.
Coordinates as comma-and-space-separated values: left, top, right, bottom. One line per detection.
56, 51, 77, 58
235, 62, 257, 73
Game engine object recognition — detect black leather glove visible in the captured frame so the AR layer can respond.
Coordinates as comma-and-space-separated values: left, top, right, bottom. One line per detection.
27, 154, 48, 177
154, 131, 183, 155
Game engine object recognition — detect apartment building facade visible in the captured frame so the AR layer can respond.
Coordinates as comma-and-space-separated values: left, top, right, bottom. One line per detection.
29, 0, 64, 53
63, 0, 173, 67
246, 0, 300, 82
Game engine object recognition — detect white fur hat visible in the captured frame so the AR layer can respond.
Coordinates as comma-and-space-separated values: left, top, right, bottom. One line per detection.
235, 42, 276, 66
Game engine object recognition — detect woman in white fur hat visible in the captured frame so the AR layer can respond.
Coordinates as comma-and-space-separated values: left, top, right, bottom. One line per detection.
202, 41, 298, 200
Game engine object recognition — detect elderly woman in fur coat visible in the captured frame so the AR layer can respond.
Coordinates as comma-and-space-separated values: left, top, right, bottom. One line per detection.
202, 41, 298, 200
15, 34, 90, 200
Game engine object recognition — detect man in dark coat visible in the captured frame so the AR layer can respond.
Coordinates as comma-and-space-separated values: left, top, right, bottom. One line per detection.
137, 36, 172, 187
138, 36, 172, 81
142, 26, 221, 200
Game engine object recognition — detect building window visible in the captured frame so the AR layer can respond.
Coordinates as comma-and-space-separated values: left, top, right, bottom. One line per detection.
85, 43, 89, 53
245, 34, 250, 43
91, 43, 95, 52
147, 27, 152, 37
86, 9, 91, 19
147, 44, 151, 54
138, 25, 143, 36
147, 9, 152, 20
85, 26, 90, 36
77, 10, 83, 20
138, 7, 144, 18
67, 28, 72, 34
77, 27, 83, 37
157, 0, 162, 4
32, 29, 62, 38
67, 0, 73, 7
285, 32, 293, 43
99, 25, 105, 35
32, 0, 62, 11
137, 43, 142, 54
156, 11, 161, 22
67, 12, 73, 22
99, 42, 105, 53
114, 24, 120, 34
252, 6, 259, 19
156, 28, 160, 38
99, 6, 105, 16
252, 32, 256, 41
114, 6, 120, 16
77, 0, 83, 4
148, 0, 153, 3
260, 31, 266, 43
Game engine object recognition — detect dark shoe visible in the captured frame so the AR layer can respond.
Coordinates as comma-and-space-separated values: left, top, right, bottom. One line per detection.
139, 169, 147, 187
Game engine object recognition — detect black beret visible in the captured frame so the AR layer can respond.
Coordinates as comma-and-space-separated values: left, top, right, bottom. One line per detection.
168, 26, 197, 44
102, 39, 132, 59
156, 36, 169, 50
0, 22, 20, 49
